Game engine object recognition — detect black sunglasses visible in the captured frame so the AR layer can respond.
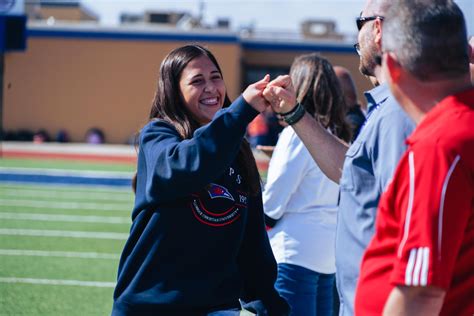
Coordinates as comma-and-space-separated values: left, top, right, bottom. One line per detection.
354, 43, 360, 55
356, 16, 384, 31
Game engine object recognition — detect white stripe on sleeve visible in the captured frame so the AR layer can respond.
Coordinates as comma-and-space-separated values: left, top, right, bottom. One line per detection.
420, 247, 430, 286
398, 151, 416, 258
438, 155, 461, 260
405, 248, 417, 286
412, 247, 424, 286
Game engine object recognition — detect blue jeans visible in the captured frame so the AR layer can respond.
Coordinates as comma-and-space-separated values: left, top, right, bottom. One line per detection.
275, 263, 334, 316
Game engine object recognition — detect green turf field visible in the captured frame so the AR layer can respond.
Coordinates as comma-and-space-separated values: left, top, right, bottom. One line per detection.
0, 158, 134, 315
0, 156, 270, 315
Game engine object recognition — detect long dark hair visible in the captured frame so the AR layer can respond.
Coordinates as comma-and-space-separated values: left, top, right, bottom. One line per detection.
290, 53, 352, 142
134, 44, 260, 195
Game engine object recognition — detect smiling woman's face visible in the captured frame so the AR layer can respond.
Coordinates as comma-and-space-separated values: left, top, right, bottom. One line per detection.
179, 55, 226, 125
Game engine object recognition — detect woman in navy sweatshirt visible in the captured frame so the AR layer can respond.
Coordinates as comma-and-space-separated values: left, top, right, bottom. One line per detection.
112, 44, 289, 316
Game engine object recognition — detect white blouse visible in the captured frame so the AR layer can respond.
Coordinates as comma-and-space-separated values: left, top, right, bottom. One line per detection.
263, 127, 339, 274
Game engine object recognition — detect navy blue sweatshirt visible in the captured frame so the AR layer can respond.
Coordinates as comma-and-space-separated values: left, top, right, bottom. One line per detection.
112, 96, 288, 315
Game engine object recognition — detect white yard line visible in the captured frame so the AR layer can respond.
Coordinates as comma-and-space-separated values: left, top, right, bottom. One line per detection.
0, 249, 120, 259
0, 181, 133, 190
0, 199, 131, 212
0, 229, 128, 240
0, 183, 132, 193
0, 212, 130, 224
0, 188, 133, 202
0, 277, 116, 288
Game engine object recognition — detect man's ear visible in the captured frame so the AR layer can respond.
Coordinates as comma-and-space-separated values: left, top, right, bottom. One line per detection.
373, 19, 383, 51
384, 52, 403, 83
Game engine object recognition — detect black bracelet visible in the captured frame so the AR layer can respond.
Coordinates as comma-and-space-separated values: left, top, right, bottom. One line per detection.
282, 103, 306, 125
279, 104, 299, 116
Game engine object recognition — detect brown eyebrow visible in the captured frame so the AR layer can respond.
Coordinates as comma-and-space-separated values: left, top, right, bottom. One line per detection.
187, 70, 221, 82
189, 74, 204, 80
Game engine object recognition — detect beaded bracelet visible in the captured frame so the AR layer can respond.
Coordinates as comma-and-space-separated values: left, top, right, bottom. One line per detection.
279, 103, 306, 125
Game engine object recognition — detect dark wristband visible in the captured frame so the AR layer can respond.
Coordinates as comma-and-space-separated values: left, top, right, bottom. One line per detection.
279, 104, 299, 116
281, 103, 306, 125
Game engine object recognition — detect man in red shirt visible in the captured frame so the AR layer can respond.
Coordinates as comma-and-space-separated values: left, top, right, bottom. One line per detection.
355, 0, 474, 315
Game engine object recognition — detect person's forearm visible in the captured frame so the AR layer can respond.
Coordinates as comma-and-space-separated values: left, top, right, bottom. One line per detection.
291, 112, 348, 183
383, 286, 445, 316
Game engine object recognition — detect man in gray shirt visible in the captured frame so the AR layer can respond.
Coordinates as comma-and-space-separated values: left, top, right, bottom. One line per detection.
262, 0, 415, 314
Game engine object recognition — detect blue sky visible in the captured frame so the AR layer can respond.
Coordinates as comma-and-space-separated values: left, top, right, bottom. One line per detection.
82, 0, 473, 37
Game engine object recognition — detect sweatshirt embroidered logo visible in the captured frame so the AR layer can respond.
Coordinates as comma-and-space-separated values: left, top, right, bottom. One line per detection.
191, 185, 247, 227
207, 183, 235, 201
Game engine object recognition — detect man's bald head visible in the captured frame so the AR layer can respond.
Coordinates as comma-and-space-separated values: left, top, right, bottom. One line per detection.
363, 0, 391, 16
334, 66, 358, 108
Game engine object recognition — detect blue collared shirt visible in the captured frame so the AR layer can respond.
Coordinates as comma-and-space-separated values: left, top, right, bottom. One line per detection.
335, 84, 415, 316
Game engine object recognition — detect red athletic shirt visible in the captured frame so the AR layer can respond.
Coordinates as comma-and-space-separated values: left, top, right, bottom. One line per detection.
355, 88, 474, 316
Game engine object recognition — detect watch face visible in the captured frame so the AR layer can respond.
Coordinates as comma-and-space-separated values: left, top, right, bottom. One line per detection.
0, 0, 15, 13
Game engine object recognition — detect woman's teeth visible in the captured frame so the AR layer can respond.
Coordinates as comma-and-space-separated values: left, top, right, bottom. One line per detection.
200, 97, 218, 105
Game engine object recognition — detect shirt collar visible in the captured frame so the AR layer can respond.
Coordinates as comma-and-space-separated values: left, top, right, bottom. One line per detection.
364, 83, 390, 114
406, 87, 474, 145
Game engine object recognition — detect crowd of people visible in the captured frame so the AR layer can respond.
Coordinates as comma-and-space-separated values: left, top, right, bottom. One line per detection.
2, 127, 106, 144
112, 0, 473, 315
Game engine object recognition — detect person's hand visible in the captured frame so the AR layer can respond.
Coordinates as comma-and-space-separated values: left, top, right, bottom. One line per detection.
242, 74, 271, 113
262, 75, 297, 114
